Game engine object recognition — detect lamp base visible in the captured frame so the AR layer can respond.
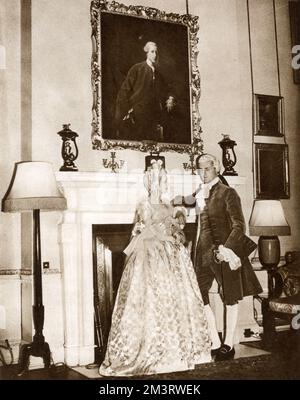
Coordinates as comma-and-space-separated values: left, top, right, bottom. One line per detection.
17, 340, 51, 376
258, 236, 280, 270
258, 236, 280, 298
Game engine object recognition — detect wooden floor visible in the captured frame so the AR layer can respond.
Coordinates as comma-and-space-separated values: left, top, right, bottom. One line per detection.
0, 363, 88, 380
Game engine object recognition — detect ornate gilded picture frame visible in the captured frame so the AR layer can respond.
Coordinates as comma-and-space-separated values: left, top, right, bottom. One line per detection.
90, 0, 202, 153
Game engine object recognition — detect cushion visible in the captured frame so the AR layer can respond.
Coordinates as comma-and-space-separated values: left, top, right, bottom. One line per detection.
269, 293, 300, 315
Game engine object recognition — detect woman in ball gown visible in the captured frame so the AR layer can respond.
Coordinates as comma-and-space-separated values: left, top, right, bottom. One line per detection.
99, 159, 211, 377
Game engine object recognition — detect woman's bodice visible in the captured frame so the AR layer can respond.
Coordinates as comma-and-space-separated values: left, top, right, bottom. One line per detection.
135, 201, 175, 236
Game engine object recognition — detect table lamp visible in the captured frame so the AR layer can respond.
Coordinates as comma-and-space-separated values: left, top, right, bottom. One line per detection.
249, 200, 290, 295
1, 161, 67, 375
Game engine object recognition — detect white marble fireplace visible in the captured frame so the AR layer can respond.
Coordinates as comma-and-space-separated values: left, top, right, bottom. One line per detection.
56, 171, 256, 367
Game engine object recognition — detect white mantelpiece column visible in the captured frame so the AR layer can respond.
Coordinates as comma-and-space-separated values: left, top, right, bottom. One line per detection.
58, 214, 81, 366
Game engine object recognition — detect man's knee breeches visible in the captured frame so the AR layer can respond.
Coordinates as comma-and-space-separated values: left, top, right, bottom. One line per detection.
196, 260, 242, 306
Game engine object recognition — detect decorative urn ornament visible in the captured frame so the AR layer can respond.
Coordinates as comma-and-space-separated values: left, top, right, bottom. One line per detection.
57, 124, 79, 171
218, 134, 238, 176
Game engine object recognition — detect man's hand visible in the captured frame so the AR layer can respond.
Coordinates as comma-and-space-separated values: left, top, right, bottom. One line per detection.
218, 245, 241, 270
123, 108, 135, 124
166, 96, 176, 112
215, 251, 225, 262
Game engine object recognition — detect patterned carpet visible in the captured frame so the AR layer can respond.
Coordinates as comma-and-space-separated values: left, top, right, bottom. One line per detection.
1, 351, 299, 380
103, 331, 300, 380
2, 333, 299, 380
96, 353, 299, 380
71, 339, 300, 380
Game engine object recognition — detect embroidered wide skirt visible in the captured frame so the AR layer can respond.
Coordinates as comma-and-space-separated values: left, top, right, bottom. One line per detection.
99, 231, 211, 377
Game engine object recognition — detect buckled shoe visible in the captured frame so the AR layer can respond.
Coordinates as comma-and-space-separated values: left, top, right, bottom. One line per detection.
215, 344, 235, 361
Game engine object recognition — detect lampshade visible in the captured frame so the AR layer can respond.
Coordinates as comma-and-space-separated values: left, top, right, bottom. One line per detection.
2, 161, 67, 212
249, 200, 290, 236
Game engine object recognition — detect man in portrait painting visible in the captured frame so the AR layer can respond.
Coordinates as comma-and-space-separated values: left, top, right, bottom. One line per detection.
257, 94, 283, 136
259, 102, 278, 134
114, 41, 176, 142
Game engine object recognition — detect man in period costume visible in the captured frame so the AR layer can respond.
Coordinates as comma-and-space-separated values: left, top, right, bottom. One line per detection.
114, 42, 175, 142
174, 154, 262, 361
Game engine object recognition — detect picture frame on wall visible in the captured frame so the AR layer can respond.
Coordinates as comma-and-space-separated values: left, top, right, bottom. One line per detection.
90, 0, 202, 153
254, 94, 284, 137
254, 143, 289, 199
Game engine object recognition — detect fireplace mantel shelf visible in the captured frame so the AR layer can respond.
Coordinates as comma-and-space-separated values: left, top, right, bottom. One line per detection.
56, 170, 246, 187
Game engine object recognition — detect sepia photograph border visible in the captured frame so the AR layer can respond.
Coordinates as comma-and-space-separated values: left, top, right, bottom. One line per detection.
90, 0, 202, 154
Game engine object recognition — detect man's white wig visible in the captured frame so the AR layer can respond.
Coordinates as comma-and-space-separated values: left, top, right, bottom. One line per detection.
196, 153, 221, 174
143, 41, 157, 53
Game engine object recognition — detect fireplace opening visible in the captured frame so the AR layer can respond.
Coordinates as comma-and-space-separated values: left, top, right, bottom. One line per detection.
92, 222, 196, 364
92, 224, 132, 363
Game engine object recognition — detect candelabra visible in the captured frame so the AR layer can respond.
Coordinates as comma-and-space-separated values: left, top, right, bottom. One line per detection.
183, 154, 197, 175
102, 152, 124, 173
182, 141, 202, 175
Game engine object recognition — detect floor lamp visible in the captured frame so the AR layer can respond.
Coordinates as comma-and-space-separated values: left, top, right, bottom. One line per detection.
1, 161, 66, 375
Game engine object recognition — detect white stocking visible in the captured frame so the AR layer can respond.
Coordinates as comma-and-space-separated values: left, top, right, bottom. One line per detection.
204, 304, 221, 349
224, 304, 238, 349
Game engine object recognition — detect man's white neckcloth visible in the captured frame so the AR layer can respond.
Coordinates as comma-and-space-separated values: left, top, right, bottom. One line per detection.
195, 177, 219, 212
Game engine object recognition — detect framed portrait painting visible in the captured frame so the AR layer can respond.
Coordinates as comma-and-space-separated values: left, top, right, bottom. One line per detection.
254, 143, 289, 199
90, 0, 202, 153
254, 94, 284, 137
